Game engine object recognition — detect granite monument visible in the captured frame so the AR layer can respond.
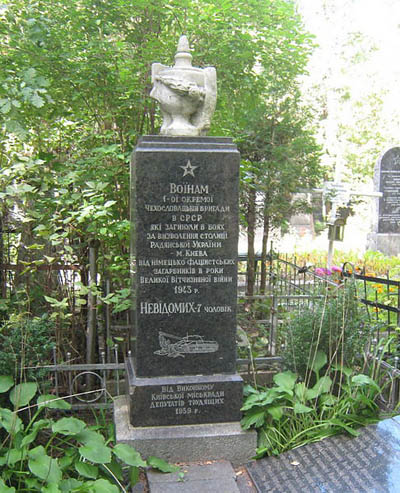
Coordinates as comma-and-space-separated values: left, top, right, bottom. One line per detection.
114, 36, 256, 465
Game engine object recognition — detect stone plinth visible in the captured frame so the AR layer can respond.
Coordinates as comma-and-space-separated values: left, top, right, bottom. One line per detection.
114, 396, 257, 468
367, 233, 400, 257
126, 356, 242, 427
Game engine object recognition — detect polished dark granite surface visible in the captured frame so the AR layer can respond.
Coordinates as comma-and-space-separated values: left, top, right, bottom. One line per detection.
247, 417, 400, 493
132, 136, 240, 378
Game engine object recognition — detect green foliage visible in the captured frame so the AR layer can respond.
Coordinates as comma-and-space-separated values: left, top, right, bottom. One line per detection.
0, 377, 179, 491
0, 0, 320, 314
241, 359, 381, 457
0, 315, 54, 384
239, 99, 323, 230
237, 297, 272, 358
278, 282, 371, 378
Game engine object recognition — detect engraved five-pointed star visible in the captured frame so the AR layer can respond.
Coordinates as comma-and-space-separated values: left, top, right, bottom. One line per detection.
179, 160, 198, 177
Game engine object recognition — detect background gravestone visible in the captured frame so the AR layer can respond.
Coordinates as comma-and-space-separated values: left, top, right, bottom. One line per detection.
368, 147, 400, 255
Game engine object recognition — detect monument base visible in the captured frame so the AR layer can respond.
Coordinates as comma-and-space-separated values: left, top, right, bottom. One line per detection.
126, 356, 243, 427
114, 395, 257, 467
367, 233, 400, 256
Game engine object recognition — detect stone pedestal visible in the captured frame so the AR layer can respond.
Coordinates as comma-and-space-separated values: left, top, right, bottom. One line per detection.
114, 396, 257, 467
368, 233, 400, 257
115, 136, 255, 464
126, 356, 243, 427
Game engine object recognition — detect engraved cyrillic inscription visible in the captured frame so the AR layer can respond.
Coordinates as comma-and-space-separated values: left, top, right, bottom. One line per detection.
133, 139, 239, 376
378, 149, 400, 233
148, 383, 225, 416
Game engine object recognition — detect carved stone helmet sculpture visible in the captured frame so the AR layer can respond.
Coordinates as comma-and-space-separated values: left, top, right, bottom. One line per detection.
150, 35, 217, 136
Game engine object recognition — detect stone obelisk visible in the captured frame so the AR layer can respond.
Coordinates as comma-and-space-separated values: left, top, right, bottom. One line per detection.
114, 36, 256, 465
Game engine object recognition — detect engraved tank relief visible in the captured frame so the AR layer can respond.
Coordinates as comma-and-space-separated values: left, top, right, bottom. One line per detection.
154, 331, 219, 358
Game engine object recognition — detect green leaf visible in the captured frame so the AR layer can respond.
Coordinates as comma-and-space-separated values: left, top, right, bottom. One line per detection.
21, 419, 51, 447
58, 454, 74, 470
0, 408, 23, 434
105, 459, 124, 481
351, 374, 380, 392
240, 408, 266, 429
0, 376, 14, 393
44, 295, 58, 304
311, 351, 327, 375
0, 99, 11, 114
5, 119, 27, 138
42, 484, 61, 493
312, 376, 332, 396
304, 387, 319, 400
88, 478, 119, 492
59, 479, 83, 492
31, 92, 45, 108
10, 382, 38, 408
6, 448, 26, 466
79, 443, 111, 464
330, 418, 360, 437
112, 443, 146, 467
75, 429, 105, 446
241, 391, 268, 411
294, 382, 306, 401
28, 446, 62, 483
129, 466, 140, 486
273, 371, 297, 392
24, 478, 41, 490
52, 417, 86, 435
24, 67, 37, 82
332, 364, 353, 378
147, 456, 179, 473
104, 200, 117, 207
37, 394, 71, 410
75, 461, 99, 479
319, 394, 338, 407
0, 478, 16, 492
267, 405, 284, 420
293, 402, 313, 414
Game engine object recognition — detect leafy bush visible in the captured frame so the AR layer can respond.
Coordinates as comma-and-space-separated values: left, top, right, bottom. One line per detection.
278, 282, 371, 378
0, 376, 178, 492
237, 297, 273, 359
0, 315, 55, 384
241, 351, 381, 457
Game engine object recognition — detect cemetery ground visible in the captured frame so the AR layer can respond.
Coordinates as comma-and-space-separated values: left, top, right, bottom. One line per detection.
0, 249, 399, 491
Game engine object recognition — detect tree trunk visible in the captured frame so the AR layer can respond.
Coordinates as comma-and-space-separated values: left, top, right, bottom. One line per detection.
86, 240, 99, 366
0, 212, 5, 299
246, 186, 256, 297
260, 206, 270, 294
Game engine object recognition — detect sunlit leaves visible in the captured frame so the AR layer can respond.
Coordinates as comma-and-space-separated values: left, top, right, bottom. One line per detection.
28, 446, 62, 484
147, 456, 180, 473
51, 417, 86, 436
0, 0, 319, 326
0, 376, 14, 393
113, 444, 147, 467
10, 382, 38, 408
